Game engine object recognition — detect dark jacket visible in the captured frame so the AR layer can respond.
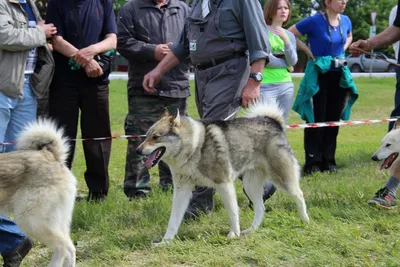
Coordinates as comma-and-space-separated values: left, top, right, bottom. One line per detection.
117, 0, 190, 98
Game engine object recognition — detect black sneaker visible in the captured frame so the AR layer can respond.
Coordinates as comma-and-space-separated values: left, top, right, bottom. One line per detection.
367, 187, 397, 209
3, 238, 33, 267
303, 165, 322, 176
183, 208, 212, 222
87, 191, 107, 202
324, 164, 338, 173
128, 191, 149, 201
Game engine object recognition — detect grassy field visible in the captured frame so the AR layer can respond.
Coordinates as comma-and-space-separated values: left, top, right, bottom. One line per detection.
20, 77, 400, 266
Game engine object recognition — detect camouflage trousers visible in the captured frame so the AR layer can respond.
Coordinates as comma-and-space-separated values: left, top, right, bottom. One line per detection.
124, 94, 188, 198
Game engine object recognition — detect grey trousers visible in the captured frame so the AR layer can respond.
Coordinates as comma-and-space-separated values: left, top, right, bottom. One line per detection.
260, 82, 294, 120
187, 56, 250, 214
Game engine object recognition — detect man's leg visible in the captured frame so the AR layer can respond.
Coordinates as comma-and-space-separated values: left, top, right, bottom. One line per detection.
368, 159, 400, 209
80, 84, 112, 200
0, 78, 34, 265
4, 77, 37, 152
185, 57, 250, 220
0, 216, 28, 256
48, 83, 80, 170
123, 95, 173, 199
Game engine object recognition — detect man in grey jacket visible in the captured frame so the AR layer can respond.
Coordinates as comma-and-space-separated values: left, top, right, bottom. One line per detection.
143, 0, 269, 219
117, 0, 190, 199
0, 0, 56, 266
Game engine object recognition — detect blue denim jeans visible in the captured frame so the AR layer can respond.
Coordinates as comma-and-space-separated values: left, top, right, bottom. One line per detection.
0, 75, 36, 256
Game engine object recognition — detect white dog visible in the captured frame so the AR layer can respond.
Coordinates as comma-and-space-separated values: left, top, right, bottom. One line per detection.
0, 119, 77, 266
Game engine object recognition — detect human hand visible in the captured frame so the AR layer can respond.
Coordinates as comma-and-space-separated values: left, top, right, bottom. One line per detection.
241, 79, 261, 108
349, 39, 369, 57
274, 27, 289, 44
47, 43, 53, 52
73, 45, 98, 66
143, 68, 163, 93
287, 66, 294, 72
83, 59, 103, 78
154, 42, 172, 61
37, 21, 57, 38
304, 48, 315, 61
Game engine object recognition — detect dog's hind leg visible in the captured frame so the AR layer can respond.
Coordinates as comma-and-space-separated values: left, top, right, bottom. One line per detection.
46, 234, 72, 267
215, 182, 240, 238
62, 237, 76, 267
241, 171, 265, 235
155, 182, 192, 246
269, 153, 310, 223
281, 180, 310, 223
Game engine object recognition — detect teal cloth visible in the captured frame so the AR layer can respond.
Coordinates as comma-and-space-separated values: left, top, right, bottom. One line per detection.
292, 56, 359, 123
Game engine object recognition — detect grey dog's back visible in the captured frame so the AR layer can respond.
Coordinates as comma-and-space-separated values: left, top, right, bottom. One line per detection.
187, 100, 293, 184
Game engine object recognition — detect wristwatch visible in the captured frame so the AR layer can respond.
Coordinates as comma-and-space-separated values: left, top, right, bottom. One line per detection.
249, 72, 263, 82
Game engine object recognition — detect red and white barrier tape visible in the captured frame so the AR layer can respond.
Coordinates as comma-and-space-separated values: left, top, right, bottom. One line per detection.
0, 118, 398, 146
285, 118, 397, 129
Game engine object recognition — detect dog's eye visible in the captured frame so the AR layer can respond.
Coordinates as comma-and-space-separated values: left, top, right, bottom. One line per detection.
386, 144, 392, 147
153, 135, 161, 140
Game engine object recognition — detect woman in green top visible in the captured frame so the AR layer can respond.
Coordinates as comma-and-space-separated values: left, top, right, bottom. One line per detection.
261, 0, 297, 119
252, 0, 298, 204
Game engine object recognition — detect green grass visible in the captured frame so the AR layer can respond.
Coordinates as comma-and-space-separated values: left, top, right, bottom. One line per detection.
22, 77, 400, 266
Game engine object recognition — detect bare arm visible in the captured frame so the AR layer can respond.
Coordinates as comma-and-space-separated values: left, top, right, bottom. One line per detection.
288, 25, 315, 61
73, 33, 117, 66
344, 32, 352, 51
51, 35, 103, 77
369, 25, 400, 50
350, 25, 400, 56
51, 35, 78, 58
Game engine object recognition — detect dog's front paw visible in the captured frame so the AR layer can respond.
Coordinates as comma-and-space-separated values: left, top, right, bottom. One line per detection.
300, 213, 310, 224
152, 239, 172, 247
227, 231, 240, 238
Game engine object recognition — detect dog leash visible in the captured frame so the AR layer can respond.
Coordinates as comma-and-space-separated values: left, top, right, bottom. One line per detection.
354, 48, 400, 67
224, 98, 242, 121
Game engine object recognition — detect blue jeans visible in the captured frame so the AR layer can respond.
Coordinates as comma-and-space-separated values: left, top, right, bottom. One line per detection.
0, 76, 36, 256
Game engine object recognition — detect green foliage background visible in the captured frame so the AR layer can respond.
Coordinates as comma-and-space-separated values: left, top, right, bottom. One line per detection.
36, 0, 398, 57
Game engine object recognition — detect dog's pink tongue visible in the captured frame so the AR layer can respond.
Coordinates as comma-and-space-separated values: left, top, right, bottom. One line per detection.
144, 152, 157, 169
380, 154, 395, 170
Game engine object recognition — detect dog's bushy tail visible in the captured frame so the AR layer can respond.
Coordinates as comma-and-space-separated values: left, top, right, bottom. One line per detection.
16, 118, 69, 164
244, 98, 285, 127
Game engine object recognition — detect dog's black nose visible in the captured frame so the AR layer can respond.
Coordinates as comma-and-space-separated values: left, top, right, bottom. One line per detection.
136, 147, 143, 155
371, 155, 378, 161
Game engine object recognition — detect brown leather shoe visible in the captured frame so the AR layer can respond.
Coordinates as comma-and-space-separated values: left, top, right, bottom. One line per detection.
3, 238, 33, 267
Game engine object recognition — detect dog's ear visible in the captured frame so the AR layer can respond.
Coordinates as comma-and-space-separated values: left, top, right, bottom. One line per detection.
170, 109, 181, 128
161, 108, 170, 118
394, 118, 400, 130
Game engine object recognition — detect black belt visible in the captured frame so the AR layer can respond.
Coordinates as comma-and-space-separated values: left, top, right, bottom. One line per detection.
195, 53, 246, 71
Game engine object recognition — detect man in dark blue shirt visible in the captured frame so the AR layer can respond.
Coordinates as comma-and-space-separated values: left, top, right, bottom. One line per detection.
46, 0, 117, 201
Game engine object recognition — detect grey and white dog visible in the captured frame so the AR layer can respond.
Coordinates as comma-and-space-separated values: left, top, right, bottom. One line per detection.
0, 119, 77, 266
137, 100, 309, 245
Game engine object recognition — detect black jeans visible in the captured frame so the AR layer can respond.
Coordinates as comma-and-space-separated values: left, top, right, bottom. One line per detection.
303, 71, 349, 171
49, 82, 112, 195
